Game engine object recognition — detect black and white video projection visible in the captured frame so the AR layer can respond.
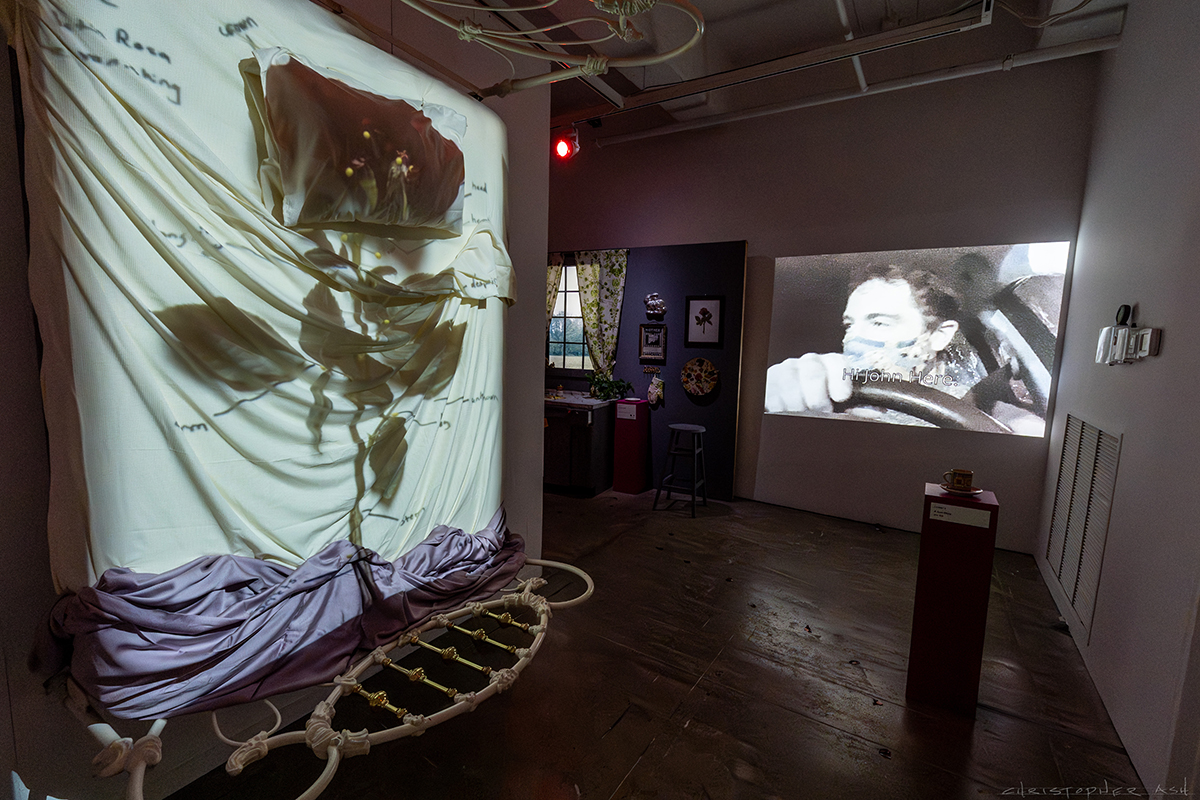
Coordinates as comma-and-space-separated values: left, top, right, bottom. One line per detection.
764, 243, 1070, 437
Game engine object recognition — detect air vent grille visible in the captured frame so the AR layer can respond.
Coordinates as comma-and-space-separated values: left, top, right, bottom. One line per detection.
1045, 414, 1121, 636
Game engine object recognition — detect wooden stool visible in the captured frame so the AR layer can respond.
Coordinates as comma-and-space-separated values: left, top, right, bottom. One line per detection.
653, 424, 707, 517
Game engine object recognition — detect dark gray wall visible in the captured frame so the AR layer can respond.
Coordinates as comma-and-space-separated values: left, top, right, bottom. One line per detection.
612, 241, 747, 501
0, 40, 59, 799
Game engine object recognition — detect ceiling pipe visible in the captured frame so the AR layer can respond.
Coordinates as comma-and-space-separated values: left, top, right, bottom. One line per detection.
832, 0, 869, 92
595, 33, 1120, 148
563, 3, 993, 127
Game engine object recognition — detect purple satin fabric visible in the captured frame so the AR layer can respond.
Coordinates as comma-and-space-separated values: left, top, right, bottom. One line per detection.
50, 523, 525, 719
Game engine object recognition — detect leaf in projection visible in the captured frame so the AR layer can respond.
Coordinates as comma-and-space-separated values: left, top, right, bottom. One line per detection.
304, 247, 357, 271
157, 299, 308, 392
300, 283, 394, 409
368, 414, 408, 499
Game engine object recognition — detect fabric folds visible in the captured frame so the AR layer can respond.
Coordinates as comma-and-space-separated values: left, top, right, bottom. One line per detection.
51, 519, 525, 720
7, 0, 513, 592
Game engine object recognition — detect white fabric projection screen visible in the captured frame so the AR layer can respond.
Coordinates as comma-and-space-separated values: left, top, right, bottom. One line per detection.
5, 0, 513, 594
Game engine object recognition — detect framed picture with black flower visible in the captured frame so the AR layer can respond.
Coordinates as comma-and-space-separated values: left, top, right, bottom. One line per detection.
685, 295, 724, 348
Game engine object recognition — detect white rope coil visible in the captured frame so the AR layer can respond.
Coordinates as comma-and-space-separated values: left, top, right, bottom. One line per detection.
203, 563, 591, 796
525, 558, 595, 609
60, 554, 595, 800
211, 699, 283, 748
322, 0, 703, 99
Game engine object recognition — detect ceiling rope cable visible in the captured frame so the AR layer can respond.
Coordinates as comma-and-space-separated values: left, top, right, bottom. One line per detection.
392, 0, 704, 96
317, 0, 702, 98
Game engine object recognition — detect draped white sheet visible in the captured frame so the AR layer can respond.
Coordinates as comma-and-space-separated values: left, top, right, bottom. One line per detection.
4, 0, 513, 593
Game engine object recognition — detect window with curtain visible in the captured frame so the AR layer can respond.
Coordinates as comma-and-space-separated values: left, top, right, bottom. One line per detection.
547, 265, 594, 370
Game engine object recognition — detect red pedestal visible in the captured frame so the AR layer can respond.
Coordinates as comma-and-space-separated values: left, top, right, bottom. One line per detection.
906, 483, 1000, 718
613, 399, 650, 494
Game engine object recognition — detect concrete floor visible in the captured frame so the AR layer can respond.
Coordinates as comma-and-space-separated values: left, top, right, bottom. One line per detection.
168, 490, 1142, 799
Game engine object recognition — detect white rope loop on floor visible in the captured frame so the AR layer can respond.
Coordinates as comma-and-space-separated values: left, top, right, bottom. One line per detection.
73, 560, 593, 800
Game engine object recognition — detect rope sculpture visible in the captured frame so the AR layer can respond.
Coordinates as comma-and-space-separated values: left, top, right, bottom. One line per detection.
68, 558, 593, 800
9, 0, 601, 795
323, 0, 706, 97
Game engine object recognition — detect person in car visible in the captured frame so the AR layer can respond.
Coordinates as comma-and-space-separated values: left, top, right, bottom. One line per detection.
765, 264, 1043, 435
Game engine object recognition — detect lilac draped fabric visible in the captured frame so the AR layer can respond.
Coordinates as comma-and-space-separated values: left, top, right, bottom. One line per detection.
50, 522, 525, 720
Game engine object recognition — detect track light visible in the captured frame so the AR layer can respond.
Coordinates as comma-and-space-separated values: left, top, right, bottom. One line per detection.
553, 128, 579, 160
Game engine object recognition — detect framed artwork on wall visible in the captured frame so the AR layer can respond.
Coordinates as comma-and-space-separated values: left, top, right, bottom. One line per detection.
685, 295, 723, 347
639, 324, 667, 362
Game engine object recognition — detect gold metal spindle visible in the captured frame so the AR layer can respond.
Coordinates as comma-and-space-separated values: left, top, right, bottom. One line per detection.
451, 624, 518, 654
350, 683, 407, 718
408, 635, 493, 675
380, 658, 458, 698
485, 611, 531, 631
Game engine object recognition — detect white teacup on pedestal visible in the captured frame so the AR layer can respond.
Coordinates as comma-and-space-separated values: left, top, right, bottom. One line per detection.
941, 468, 982, 496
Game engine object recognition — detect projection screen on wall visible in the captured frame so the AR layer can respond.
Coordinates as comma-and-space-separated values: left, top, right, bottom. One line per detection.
764, 243, 1070, 437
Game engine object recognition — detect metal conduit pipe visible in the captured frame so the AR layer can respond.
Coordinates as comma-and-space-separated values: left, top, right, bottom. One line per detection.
596, 34, 1120, 148
832, 0, 870, 92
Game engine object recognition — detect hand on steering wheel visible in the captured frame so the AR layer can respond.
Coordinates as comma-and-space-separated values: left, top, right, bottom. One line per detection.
765, 353, 1011, 433
838, 381, 1010, 433
764, 354, 852, 414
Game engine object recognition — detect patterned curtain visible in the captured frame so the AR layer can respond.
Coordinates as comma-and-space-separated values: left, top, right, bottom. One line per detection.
546, 252, 564, 332
575, 249, 629, 379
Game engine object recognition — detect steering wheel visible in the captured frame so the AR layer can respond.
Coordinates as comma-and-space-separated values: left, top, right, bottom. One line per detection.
835, 380, 1011, 434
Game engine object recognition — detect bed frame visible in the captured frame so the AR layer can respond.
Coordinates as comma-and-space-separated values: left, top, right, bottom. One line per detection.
62, 558, 593, 800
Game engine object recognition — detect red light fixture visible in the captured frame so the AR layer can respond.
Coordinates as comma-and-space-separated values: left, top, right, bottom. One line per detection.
553, 129, 579, 160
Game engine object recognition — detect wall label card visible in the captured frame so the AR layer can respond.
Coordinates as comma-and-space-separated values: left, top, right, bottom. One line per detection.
929, 502, 992, 529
